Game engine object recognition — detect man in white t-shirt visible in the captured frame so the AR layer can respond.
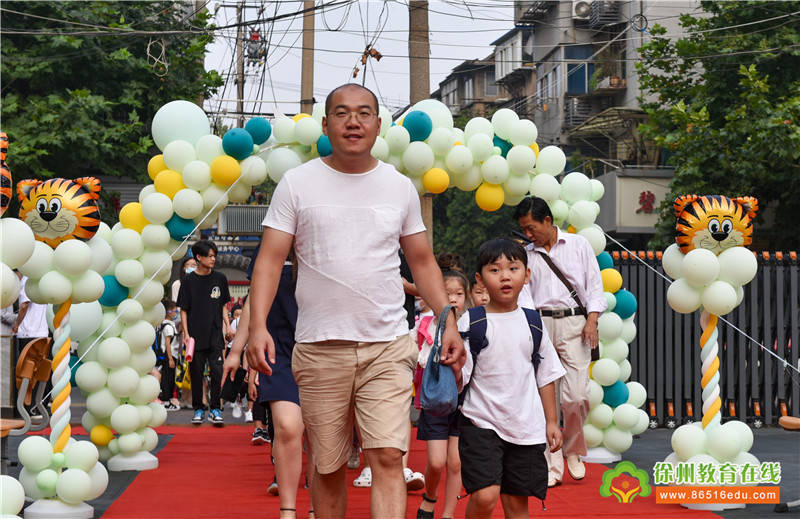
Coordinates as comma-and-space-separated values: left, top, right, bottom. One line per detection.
13, 276, 49, 352
247, 84, 464, 519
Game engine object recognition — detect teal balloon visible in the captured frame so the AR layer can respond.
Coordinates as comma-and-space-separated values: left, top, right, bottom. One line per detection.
493, 135, 512, 158
403, 111, 433, 142
99, 276, 128, 307
613, 289, 637, 319
69, 355, 81, 387
602, 380, 630, 407
165, 214, 195, 241
244, 117, 271, 145
222, 128, 254, 160
597, 251, 614, 271
316, 135, 332, 157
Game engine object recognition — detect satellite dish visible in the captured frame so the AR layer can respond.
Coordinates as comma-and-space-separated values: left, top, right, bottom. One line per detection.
631, 13, 648, 32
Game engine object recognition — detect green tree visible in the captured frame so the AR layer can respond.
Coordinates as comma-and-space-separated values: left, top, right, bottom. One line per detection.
1, 2, 223, 187
433, 188, 520, 275
636, 1, 800, 250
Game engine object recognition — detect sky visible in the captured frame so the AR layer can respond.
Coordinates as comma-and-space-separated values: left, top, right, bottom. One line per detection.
203, 0, 516, 125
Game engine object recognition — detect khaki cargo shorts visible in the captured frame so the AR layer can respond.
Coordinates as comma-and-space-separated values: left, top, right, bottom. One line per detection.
292, 334, 417, 474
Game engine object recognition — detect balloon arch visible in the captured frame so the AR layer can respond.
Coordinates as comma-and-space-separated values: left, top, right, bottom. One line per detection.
0, 98, 651, 514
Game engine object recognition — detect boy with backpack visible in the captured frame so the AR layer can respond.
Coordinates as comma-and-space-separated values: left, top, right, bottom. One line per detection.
157, 300, 180, 411
456, 238, 565, 519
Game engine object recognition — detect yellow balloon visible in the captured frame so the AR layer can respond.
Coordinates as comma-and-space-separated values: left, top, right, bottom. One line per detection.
589, 360, 595, 379
90, 424, 114, 447
530, 142, 540, 157
119, 202, 149, 233
147, 155, 168, 181
453, 141, 462, 146
154, 169, 186, 199
292, 113, 311, 122
422, 168, 450, 194
567, 225, 577, 233
210, 155, 242, 186
397, 118, 404, 127
475, 182, 504, 212
601, 268, 623, 293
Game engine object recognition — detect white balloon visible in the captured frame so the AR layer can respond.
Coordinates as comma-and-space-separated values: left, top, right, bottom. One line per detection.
71, 270, 105, 303
151, 100, 210, 151
701, 280, 738, 315
385, 125, 411, 155
529, 173, 561, 201
0, 474, 26, 515
491, 108, 519, 140
453, 165, 483, 191
112, 228, 144, 261
411, 98, 453, 129
272, 116, 296, 143
295, 117, 322, 146
682, 248, 720, 288
0, 218, 36, 269
53, 240, 92, 277
535, 146, 566, 175
182, 160, 212, 191
666, 278, 702, 314
117, 298, 144, 324
195, 134, 225, 165
1, 264, 20, 308
115, 259, 145, 288
240, 155, 268, 185
86, 462, 109, 500
717, 246, 757, 286
141, 224, 171, 251
19, 241, 54, 279
266, 147, 302, 183
371, 136, 390, 162
463, 117, 494, 142
508, 119, 538, 146
75, 361, 108, 393
141, 192, 174, 225
163, 139, 196, 173
506, 145, 536, 175
402, 141, 435, 176
39, 270, 73, 304
662, 243, 684, 279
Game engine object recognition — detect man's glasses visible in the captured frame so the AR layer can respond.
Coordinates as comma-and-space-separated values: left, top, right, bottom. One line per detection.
329, 109, 376, 123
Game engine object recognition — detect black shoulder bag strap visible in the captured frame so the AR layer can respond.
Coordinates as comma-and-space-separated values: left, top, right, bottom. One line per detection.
535, 250, 588, 317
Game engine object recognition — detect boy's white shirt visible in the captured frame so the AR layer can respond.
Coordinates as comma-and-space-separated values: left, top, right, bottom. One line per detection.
160, 319, 178, 358
458, 307, 565, 445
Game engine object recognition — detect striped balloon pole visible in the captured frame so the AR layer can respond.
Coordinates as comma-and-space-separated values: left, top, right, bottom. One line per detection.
699, 311, 722, 429
50, 299, 73, 452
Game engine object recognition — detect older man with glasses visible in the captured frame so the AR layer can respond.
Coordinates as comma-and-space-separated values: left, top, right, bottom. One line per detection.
248, 84, 465, 519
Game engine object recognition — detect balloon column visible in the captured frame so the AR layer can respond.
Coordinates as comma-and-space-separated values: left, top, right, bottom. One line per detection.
10, 177, 110, 516
662, 194, 760, 509
582, 251, 649, 460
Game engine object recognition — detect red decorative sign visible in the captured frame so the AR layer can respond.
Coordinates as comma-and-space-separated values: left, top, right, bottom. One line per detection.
637, 190, 656, 214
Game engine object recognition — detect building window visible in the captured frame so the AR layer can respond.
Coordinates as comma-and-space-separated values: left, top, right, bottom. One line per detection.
495, 32, 522, 80
464, 77, 474, 103
485, 70, 497, 96
553, 64, 562, 98
566, 62, 595, 95
442, 80, 458, 111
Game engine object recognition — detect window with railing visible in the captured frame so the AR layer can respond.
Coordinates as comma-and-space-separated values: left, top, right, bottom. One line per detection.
464, 77, 473, 104
485, 70, 497, 96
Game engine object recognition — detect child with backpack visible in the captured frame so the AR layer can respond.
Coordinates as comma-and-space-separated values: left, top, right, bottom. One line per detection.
456, 239, 565, 519
415, 269, 470, 519
157, 300, 180, 410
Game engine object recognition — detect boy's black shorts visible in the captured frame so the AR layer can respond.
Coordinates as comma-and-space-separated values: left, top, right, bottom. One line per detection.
458, 414, 548, 499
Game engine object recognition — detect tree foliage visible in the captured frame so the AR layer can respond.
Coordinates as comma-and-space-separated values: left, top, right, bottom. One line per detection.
1, 2, 223, 186
636, 1, 800, 250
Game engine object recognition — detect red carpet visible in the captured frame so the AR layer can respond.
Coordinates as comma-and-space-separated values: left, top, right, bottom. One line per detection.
102, 425, 721, 518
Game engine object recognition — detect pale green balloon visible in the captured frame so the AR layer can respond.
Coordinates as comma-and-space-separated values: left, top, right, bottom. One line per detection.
87, 462, 109, 500
56, 468, 92, 505
588, 403, 613, 429
151, 100, 211, 151
671, 423, 707, 461
560, 172, 592, 203
619, 359, 631, 382
129, 374, 161, 405
402, 141, 435, 176
445, 145, 474, 175
19, 241, 54, 280
722, 420, 753, 452
132, 279, 164, 308
548, 199, 569, 225
117, 432, 143, 455
19, 467, 50, 500
0, 474, 26, 515
64, 441, 99, 472
170, 189, 203, 220
240, 155, 268, 186
584, 423, 604, 448
18, 435, 54, 472
718, 246, 757, 286
385, 126, 411, 155
140, 427, 159, 452
592, 358, 620, 386
36, 469, 59, 494
508, 119, 538, 146
578, 226, 606, 255
467, 133, 493, 163
272, 116, 296, 144
411, 99, 453, 129
480, 155, 509, 184
667, 278, 701, 314
370, 136, 390, 162
535, 145, 566, 175
147, 402, 168, 427
427, 127, 455, 156
706, 423, 742, 462
701, 280, 738, 315
601, 338, 628, 363
631, 409, 649, 435
141, 192, 173, 225
266, 148, 302, 183
589, 178, 605, 201
112, 229, 144, 261
295, 117, 322, 146
182, 160, 212, 191
588, 379, 604, 408
139, 250, 172, 280
378, 106, 392, 136
662, 243, 684, 280
76, 361, 108, 393
625, 381, 647, 408
142, 302, 167, 329
529, 173, 561, 201
141, 224, 171, 252
620, 318, 636, 343
195, 134, 224, 165
506, 145, 535, 175
568, 200, 597, 230
603, 426, 633, 453
117, 299, 144, 325
502, 173, 531, 197
121, 320, 156, 353
682, 248, 720, 288
604, 292, 617, 312
71, 271, 105, 304
81, 410, 99, 433
97, 337, 131, 369
0, 217, 35, 269
111, 404, 142, 434
597, 312, 623, 341
163, 140, 196, 173
612, 403, 640, 430
108, 438, 120, 455
107, 366, 141, 398
129, 348, 157, 376
39, 270, 73, 304
453, 165, 482, 192
136, 405, 153, 428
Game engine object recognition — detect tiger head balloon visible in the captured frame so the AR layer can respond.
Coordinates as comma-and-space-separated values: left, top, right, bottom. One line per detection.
17, 177, 102, 248
673, 195, 758, 255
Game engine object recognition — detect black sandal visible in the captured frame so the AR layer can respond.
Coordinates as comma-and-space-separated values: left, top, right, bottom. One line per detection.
279, 508, 296, 518
416, 494, 437, 519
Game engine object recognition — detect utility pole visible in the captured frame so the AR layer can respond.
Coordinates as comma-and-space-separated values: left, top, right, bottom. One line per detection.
300, 0, 315, 114
409, 1, 433, 245
235, 2, 245, 127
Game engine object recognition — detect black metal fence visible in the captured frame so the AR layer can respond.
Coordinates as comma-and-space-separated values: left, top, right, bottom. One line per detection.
614, 251, 799, 428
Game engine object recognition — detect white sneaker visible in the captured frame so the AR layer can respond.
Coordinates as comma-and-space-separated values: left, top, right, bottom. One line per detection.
244, 409, 253, 423
353, 467, 372, 487
232, 402, 242, 419
404, 467, 425, 491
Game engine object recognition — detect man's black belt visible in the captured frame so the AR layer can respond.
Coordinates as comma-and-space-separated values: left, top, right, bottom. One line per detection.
539, 307, 583, 318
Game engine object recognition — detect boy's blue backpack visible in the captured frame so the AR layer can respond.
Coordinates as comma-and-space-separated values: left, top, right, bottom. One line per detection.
151, 322, 168, 362
464, 306, 544, 381
420, 305, 459, 417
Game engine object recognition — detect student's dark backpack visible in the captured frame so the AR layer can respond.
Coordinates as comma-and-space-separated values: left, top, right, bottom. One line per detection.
463, 306, 544, 380
151, 322, 171, 362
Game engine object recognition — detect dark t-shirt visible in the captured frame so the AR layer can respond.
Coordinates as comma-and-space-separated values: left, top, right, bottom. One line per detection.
176, 270, 230, 351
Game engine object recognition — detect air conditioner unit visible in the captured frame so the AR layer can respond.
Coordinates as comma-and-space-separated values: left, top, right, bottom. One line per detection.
573, 1, 591, 20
